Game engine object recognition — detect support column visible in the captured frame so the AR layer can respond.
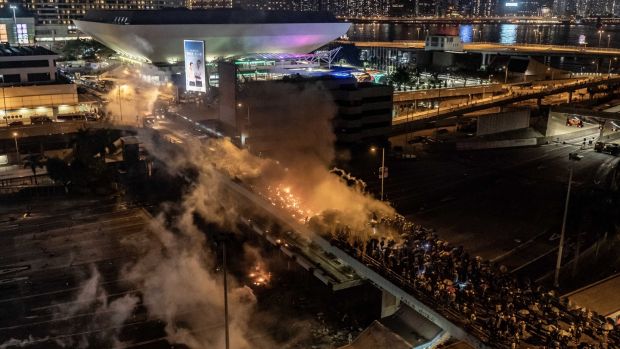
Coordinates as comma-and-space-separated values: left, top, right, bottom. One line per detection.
481, 53, 488, 70
381, 290, 400, 318
568, 91, 573, 103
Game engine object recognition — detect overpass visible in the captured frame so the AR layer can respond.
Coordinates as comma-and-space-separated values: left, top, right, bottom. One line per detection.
394, 84, 505, 104
338, 40, 620, 57
221, 173, 490, 349
390, 76, 620, 137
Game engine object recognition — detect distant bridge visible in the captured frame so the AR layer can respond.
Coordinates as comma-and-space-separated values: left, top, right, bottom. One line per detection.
340, 16, 620, 25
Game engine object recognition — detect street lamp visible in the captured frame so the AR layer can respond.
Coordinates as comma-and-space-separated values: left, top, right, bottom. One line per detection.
554, 152, 582, 288
12, 131, 19, 164
503, 65, 508, 84
370, 146, 386, 201
609, 57, 618, 76
607, 34, 611, 48
236, 102, 251, 145
117, 84, 126, 122
593, 60, 599, 74
9, 5, 18, 45
598, 30, 604, 47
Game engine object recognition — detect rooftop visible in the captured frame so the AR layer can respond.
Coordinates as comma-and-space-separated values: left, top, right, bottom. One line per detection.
0, 45, 57, 57
81, 8, 340, 25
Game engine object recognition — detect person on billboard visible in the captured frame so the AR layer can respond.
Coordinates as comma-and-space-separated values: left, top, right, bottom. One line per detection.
194, 59, 203, 88
187, 61, 195, 87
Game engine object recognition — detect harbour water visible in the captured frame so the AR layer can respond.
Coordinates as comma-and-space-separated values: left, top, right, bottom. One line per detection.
347, 22, 620, 48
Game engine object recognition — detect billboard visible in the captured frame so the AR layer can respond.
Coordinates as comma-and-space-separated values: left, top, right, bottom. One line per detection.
184, 40, 206, 92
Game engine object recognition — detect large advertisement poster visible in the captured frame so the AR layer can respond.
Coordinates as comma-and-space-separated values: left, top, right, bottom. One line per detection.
184, 40, 206, 92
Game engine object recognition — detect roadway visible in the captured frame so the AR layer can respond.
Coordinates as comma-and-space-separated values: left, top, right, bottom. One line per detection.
390, 76, 620, 137
339, 40, 620, 57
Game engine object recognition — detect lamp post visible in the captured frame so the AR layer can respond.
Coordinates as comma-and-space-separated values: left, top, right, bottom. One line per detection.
593, 60, 599, 74
236, 102, 251, 146
12, 132, 19, 164
370, 146, 386, 201
554, 153, 582, 288
598, 30, 604, 47
9, 5, 17, 45
503, 65, 508, 84
608, 57, 617, 76
607, 34, 611, 48
117, 84, 125, 122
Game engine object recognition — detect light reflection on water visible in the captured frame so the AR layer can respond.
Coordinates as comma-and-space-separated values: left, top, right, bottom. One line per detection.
499, 24, 518, 44
347, 23, 620, 48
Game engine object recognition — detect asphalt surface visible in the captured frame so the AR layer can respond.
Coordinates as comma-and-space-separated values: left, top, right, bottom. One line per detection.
0, 198, 165, 348
352, 135, 619, 270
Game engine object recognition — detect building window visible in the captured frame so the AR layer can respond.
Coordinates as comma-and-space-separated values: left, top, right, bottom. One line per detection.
0, 24, 7, 42
17, 23, 28, 44
27, 72, 51, 82
1, 74, 21, 83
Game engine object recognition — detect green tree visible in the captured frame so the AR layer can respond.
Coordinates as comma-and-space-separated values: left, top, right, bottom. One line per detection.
390, 66, 411, 91
46, 157, 71, 186
60, 39, 115, 61
23, 154, 45, 185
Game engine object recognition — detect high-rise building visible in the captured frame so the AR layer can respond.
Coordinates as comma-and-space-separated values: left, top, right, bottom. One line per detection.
553, 0, 576, 16
501, 0, 539, 15
189, 0, 233, 8
15, 0, 185, 40
471, 0, 496, 16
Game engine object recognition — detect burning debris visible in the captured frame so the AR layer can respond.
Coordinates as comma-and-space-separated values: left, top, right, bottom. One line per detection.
248, 264, 271, 287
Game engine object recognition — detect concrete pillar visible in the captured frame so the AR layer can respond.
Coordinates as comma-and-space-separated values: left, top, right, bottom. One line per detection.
568, 91, 573, 103
381, 290, 400, 318
537, 98, 542, 106
481, 53, 488, 70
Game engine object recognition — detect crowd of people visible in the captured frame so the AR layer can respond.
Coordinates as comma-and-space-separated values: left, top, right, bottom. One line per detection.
321, 215, 619, 349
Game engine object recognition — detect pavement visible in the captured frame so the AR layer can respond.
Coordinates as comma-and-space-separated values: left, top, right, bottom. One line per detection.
351, 134, 618, 269
564, 273, 620, 318
0, 198, 166, 348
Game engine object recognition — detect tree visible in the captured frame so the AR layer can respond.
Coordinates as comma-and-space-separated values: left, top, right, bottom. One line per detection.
46, 157, 71, 186
23, 154, 45, 185
60, 39, 115, 61
390, 66, 411, 91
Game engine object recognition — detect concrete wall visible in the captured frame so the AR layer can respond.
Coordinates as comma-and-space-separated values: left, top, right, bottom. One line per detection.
476, 109, 530, 136
217, 62, 238, 136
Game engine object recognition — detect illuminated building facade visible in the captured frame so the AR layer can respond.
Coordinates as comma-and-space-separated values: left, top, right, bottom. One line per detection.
74, 8, 351, 63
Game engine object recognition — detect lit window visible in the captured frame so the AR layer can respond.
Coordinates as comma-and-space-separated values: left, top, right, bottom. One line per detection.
0, 24, 7, 43
17, 23, 28, 44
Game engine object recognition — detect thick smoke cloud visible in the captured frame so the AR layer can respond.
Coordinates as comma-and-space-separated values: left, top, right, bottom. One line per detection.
101, 66, 161, 125
121, 214, 258, 349
0, 67, 398, 349
243, 80, 395, 232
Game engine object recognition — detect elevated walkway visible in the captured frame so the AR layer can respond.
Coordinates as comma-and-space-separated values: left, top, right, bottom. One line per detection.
339, 40, 620, 57
221, 174, 490, 349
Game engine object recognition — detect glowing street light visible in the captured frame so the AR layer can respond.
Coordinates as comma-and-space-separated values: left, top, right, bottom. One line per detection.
12, 131, 19, 164
370, 146, 386, 201
503, 65, 508, 84
598, 30, 604, 47
607, 34, 612, 48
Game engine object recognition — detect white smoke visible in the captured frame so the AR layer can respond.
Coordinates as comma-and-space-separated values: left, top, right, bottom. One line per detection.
52, 265, 139, 348
0, 336, 49, 349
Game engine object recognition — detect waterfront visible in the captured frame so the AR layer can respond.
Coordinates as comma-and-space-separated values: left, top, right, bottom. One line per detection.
347, 22, 620, 48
